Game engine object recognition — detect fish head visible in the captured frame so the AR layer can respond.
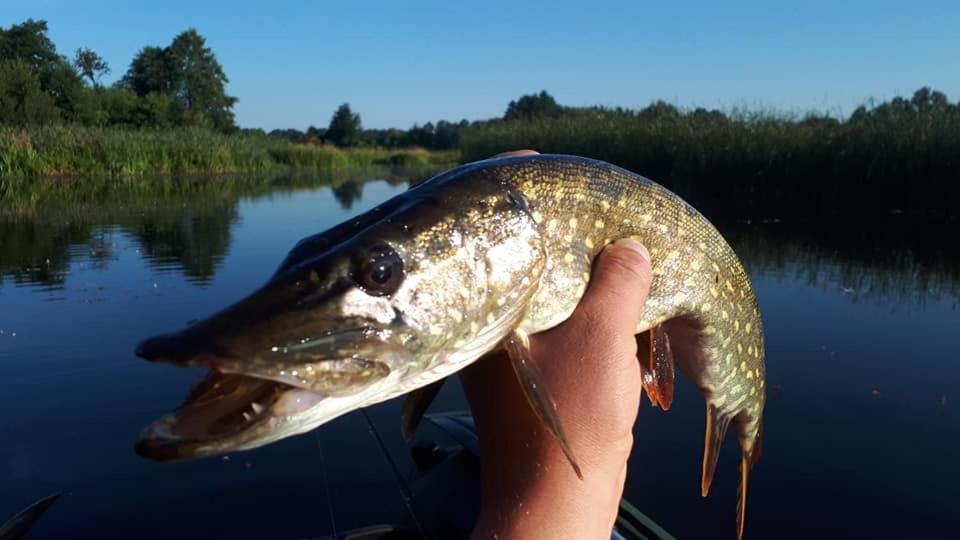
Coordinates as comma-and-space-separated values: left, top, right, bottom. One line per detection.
135, 163, 545, 460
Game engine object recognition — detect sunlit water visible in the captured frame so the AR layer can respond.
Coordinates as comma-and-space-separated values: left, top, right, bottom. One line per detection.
1, 171, 957, 539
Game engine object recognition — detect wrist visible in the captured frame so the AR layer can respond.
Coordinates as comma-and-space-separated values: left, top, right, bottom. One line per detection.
472, 431, 632, 539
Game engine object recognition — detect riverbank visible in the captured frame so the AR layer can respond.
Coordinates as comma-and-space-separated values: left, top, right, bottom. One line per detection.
0, 125, 459, 178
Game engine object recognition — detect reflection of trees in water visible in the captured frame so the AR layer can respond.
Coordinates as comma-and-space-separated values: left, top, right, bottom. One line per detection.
331, 181, 364, 209
6, 168, 954, 306
128, 203, 237, 283
0, 167, 437, 289
725, 216, 960, 305
0, 221, 90, 289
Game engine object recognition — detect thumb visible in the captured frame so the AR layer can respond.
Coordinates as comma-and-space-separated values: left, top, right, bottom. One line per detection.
573, 238, 653, 337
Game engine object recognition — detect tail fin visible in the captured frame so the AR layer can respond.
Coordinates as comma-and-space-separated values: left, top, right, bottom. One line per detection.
700, 403, 731, 497
737, 425, 763, 539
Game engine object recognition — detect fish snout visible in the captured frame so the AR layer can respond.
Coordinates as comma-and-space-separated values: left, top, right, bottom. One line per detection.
135, 329, 220, 366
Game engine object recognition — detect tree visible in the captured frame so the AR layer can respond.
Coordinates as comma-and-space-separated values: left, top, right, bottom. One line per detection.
0, 19, 85, 118
505, 90, 562, 121
119, 29, 236, 130
326, 103, 362, 146
0, 59, 60, 125
74, 47, 110, 86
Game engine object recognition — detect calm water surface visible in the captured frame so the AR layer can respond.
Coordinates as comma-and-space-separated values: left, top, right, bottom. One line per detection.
1, 171, 958, 539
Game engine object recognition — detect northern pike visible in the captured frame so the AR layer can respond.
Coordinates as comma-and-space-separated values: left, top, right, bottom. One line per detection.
135, 154, 766, 538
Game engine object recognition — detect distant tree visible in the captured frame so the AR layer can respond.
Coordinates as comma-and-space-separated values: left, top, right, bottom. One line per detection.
73, 47, 110, 86
165, 29, 236, 129
0, 19, 86, 119
120, 46, 171, 96
0, 59, 60, 125
305, 125, 327, 142
326, 103, 362, 146
120, 29, 236, 130
505, 90, 562, 121
0, 19, 60, 76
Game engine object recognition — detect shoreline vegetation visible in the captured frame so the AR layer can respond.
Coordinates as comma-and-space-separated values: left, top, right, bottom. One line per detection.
1, 19, 958, 219
0, 125, 458, 178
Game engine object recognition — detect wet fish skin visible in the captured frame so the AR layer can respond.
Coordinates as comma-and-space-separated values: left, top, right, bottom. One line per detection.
136, 154, 765, 538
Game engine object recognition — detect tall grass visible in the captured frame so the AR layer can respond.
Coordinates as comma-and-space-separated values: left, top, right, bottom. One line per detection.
460, 106, 960, 218
0, 125, 459, 178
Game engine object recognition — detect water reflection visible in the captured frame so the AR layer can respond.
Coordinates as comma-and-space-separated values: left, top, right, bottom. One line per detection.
0, 167, 436, 289
2, 171, 957, 307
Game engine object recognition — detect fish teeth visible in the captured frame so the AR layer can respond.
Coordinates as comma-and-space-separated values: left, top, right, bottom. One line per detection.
242, 412, 253, 422
250, 402, 265, 414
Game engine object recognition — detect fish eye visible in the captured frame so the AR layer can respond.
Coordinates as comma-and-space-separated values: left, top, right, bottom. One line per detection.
352, 243, 404, 296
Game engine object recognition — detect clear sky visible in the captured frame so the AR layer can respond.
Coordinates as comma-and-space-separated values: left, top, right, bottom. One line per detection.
4, 0, 958, 130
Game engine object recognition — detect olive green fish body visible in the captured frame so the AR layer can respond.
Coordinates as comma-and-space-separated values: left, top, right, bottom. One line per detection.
135, 154, 765, 537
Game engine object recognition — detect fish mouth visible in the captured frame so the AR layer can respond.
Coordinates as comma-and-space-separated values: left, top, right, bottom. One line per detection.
135, 371, 326, 461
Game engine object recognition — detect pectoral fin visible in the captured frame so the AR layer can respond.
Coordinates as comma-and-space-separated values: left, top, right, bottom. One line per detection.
503, 328, 583, 479
401, 378, 446, 440
635, 325, 675, 410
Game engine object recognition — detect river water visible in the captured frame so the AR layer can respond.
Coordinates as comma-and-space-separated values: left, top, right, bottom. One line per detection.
1, 169, 957, 539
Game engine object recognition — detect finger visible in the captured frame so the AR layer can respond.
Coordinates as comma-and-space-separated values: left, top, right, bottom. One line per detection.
573, 238, 652, 337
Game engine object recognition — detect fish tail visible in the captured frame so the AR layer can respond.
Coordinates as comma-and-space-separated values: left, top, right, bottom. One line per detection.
736, 422, 763, 539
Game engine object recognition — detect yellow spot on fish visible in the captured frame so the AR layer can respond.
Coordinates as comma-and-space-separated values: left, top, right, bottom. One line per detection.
640, 214, 653, 223
672, 292, 687, 304
734, 320, 740, 331
725, 353, 732, 364
726, 280, 735, 293
547, 219, 558, 231
760, 380, 765, 388
594, 219, 604, 229
712, 262, 721, 272
710, 287, 719, 298
750, 386, 756, 396
698, 242, 708, 251
564, 252, 576, 263
430, 326, 443, 336
582, 272, 591, 282
521, 276, 531, 286
745, 322, 752, 333
448, 308, 463, 323
723, 336, 732, 348
531, 267, 541, 277
737, 343, 743, 354
531, 211, 543, 223
601, 200, 611, 210
746, 369, 754, 380
584, 238, 594, 248
714, 394, 727, 406
563, 234, 573, 242
666, 250, 680, 260
691, 260, 702, 271
569, 217, 578, 228
486, 313, 496, 325
701, 302, 712, 312
470, 322, 479, 333
721, 309, 729, 320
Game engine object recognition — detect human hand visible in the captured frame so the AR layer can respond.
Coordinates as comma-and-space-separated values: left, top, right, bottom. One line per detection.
461, 224, 653, 539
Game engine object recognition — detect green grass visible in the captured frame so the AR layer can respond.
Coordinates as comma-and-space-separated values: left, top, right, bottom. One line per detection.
0, 125, 459, 178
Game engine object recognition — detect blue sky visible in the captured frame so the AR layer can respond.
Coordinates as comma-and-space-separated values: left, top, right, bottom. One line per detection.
4, 1, 958, 130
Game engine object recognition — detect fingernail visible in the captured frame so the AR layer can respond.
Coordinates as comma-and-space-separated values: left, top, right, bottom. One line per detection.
613, 237, 650, 263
